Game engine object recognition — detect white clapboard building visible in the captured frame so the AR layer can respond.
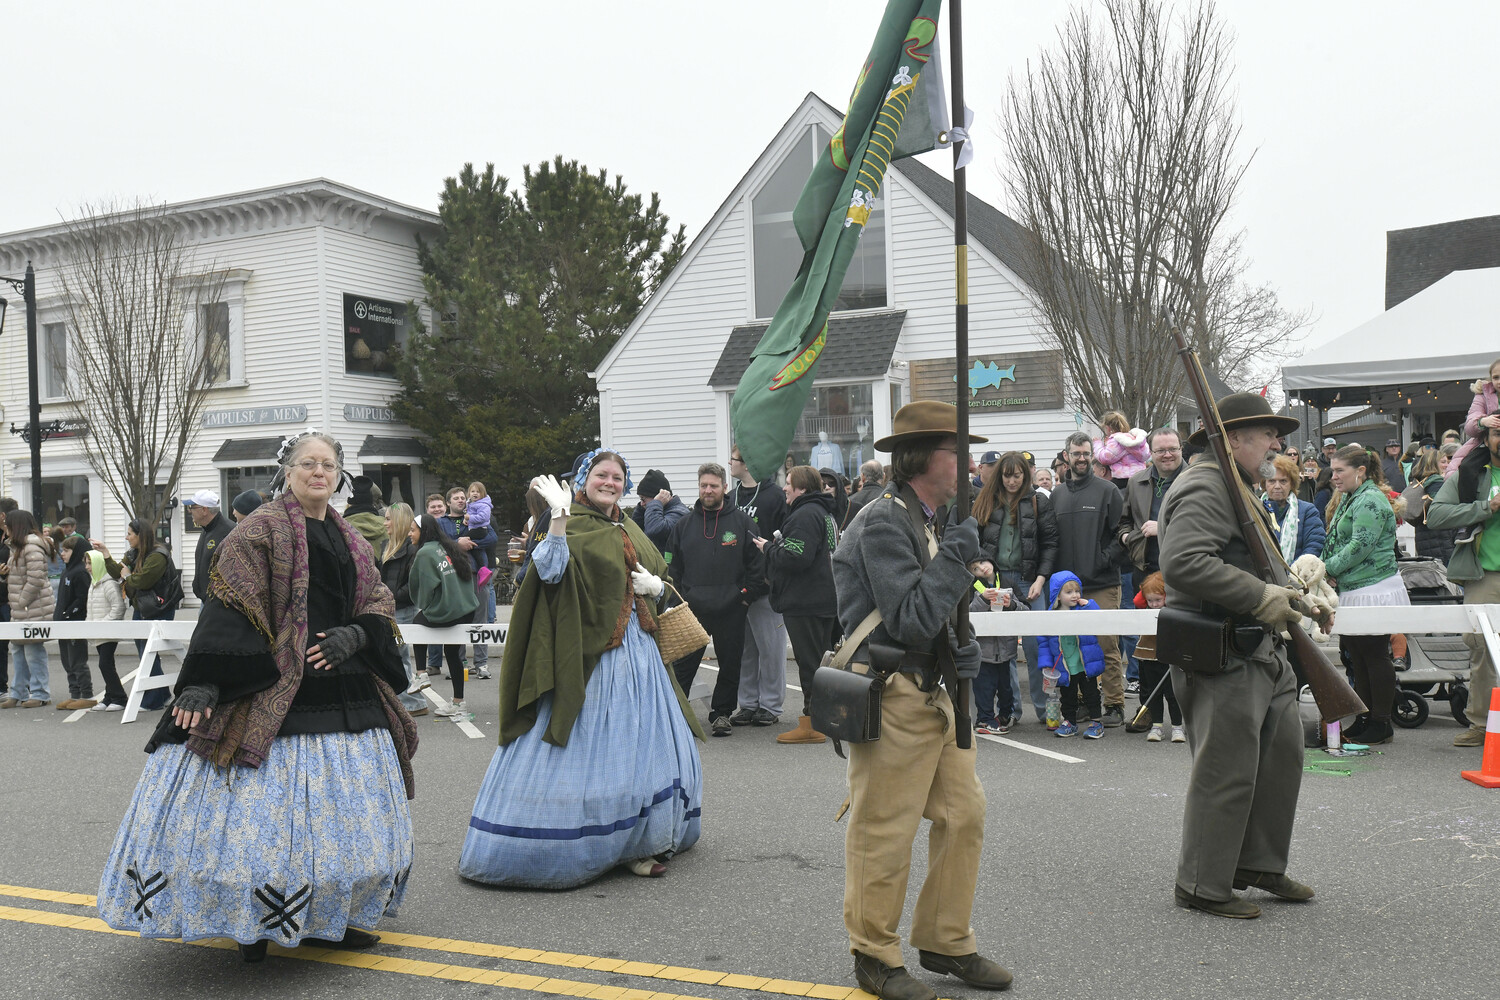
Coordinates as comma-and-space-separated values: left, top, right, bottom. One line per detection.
591, 93, 1083, 489
0, 180, 438, 597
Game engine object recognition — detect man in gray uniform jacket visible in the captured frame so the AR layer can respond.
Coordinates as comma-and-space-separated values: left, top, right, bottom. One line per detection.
1158, 393, 1318, 919
832, 401, 1011, 999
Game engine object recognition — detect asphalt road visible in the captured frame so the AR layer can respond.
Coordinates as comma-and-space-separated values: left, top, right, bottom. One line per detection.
0, 649, 1494, 1000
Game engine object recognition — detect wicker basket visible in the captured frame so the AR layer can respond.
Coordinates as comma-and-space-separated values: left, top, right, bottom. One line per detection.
654, 582, 710, 664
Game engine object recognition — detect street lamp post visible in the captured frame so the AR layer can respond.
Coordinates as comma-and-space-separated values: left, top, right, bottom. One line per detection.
0, 262, 43, 520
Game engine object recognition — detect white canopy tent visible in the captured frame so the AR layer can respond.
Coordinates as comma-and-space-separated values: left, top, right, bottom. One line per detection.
1283, 266, 1499, 391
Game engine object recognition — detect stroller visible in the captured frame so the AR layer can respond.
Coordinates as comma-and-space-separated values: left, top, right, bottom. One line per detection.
1390, 556, 1471, 729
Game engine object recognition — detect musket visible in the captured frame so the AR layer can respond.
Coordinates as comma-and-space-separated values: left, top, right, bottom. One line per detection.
1169, 324, 1367, 722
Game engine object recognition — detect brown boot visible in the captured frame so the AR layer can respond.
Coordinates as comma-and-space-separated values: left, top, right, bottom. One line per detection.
1455, 725, 1485, 748
776, 715, 828, 744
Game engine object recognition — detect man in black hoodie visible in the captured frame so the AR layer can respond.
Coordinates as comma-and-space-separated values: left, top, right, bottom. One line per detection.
758, 465, 839, 745
663, 463, 768, 737
729, 444, 790, 727
1051, 432, 1128, 725
54, 535, 96, 709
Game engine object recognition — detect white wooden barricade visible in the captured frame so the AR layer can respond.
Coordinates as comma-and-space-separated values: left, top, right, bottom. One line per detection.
4, 607, 1495, 722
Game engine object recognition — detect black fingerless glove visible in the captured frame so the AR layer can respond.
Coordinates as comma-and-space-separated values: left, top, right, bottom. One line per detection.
173, 683, 219, 715
312, 624, 367, 669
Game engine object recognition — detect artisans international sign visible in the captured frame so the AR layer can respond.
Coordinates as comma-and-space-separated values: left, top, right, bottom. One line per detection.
909, 350, 1064, 412
201, 405, 308, 428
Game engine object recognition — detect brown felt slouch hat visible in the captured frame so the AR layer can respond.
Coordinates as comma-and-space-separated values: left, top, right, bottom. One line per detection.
1189, 392, 1300, 447
875, 401, 989, 451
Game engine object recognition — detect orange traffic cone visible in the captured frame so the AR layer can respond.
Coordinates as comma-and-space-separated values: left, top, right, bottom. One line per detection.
1461, 688, 1500, 789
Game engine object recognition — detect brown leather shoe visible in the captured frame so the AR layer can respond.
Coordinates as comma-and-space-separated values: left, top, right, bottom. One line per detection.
1233, 869, 1314, 901
18, 700, 49, 709
854, 953, 937, 1000
0, 698, 17, 709
1174, 885, 1260, 918
918, 950, 1013, 990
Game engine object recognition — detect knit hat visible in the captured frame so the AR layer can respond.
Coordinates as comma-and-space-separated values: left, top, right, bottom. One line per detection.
231, 490, 264, 518
637, 469, 670, 498
350, 475, 377, 505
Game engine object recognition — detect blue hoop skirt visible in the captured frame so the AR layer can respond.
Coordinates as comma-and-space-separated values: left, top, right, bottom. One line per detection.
459, 610, 702, 890
97, 729, 413, 944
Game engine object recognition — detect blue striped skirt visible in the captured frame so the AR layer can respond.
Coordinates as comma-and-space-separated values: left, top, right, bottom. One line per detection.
97, 729, 413, 944
459, 615, 702, 889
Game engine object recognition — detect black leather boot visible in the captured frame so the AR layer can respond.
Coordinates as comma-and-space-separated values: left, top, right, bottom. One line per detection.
239, 941, 269, 963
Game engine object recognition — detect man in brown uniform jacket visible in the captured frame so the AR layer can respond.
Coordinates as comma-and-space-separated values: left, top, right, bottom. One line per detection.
1158, 393, 1318, 919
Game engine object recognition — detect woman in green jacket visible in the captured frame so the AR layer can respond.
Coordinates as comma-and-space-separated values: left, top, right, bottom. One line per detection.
1322, 445, 1407, 745
93, 519, 178, 711
406, 514, 478, 717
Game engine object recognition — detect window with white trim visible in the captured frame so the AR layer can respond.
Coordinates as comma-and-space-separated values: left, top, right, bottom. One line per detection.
41, 321, 69, 401
184, 271, 249, 387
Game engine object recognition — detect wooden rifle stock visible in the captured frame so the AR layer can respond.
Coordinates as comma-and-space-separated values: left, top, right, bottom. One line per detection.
1169, 325, 1367, 722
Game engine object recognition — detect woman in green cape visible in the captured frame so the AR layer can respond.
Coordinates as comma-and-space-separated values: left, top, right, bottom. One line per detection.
459, 449, 703, 889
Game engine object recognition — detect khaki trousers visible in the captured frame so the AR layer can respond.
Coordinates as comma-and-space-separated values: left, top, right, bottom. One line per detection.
1172, 635, 1302, 901
1081, 585, 1124, 707
845, 673, 986, 968
1463, 571, 1500, 725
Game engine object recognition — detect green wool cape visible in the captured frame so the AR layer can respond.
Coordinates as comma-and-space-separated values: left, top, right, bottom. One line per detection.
498, 501, 704, 747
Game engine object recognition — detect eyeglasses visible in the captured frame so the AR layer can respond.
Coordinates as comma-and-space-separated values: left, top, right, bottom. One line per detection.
1151, 446, 1182, 455
293, 459, 339, 474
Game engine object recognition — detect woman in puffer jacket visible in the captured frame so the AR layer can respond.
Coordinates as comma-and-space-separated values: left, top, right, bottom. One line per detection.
1094, 411, 1150, 489
1, 509, 56, 708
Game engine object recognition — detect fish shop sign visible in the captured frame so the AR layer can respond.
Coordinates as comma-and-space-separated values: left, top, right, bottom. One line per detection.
908, 351, 1064, 412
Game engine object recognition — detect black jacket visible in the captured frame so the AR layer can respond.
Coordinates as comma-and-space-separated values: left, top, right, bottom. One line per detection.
663, 502, 768, 617
192, 512, 233, 601
763, 492, 838, 618
380, 539, 416, 610
978, 489, 1058, 584
732, 478, 787, 539
54, 539, 92, 622
1050, 471, 1126, 590
844, 480, 884, 529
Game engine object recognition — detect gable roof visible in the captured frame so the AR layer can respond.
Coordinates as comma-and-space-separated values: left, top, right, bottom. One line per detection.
1386, 215, 1500, 309
708, 310, 906, 388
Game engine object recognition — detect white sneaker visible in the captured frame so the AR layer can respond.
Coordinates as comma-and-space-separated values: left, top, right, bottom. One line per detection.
435, 700, 467, 719
1171, 725, 1186, 743
90, 701, 121, 713
407, 672, 431, 694
1146, 723, 1163, 742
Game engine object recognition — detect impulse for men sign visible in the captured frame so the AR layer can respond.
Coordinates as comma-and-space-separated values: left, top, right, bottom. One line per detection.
344, 293, 408, 376
909, 350, 1064, 411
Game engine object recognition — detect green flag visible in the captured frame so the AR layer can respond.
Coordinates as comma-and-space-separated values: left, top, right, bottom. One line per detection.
730, 0, 947, 481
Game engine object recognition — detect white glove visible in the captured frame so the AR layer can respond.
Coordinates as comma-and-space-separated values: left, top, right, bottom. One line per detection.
531, 475, 572, 519
630, 561, 664, 598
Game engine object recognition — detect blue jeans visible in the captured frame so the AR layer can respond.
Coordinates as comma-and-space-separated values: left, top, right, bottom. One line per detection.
1120, 570, 1139, 683
394, 605, 425, 711
133, 609, 175, 710
9, 643, 50, 701
974, 659, 1016, 727
1002, 570, 1048, 720
471, 579, 496, 669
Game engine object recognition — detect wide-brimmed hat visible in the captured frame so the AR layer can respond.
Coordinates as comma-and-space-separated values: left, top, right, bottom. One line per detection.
1189, 393, 1300, 447
876, 401, 988, 451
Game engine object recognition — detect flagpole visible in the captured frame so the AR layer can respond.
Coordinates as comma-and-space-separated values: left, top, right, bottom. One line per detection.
948, 0, 973, 749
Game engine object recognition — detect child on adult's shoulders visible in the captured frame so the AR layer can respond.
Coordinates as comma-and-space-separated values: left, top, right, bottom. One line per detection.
966, 557, 1019, 736
1037, 570, 1106, 739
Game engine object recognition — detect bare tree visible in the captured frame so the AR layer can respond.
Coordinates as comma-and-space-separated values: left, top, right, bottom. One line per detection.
1001, 0, 1306, 428
52, 200, 225, 527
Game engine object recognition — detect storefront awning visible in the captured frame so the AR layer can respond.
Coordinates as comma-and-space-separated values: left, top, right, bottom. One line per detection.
211, 437, 283, 464
1283, 267, 1499, 393
358, 436, 427, 463
708, 309, 906, 388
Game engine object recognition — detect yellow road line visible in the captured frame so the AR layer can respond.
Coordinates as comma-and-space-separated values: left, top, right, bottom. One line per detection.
0, 883, 886, 999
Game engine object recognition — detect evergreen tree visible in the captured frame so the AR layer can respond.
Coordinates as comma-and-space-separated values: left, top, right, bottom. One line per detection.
395, 158, 685, 530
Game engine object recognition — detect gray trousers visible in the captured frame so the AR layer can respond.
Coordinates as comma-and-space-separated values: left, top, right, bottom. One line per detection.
1172, 634, 1303, 901
738, 596, 786, 716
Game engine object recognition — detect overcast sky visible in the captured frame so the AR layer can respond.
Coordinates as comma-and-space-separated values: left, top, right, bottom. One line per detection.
6, 1, 1495, 361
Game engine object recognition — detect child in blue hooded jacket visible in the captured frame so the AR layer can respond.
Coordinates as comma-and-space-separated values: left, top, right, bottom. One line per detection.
1037, 570, 1106, 739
